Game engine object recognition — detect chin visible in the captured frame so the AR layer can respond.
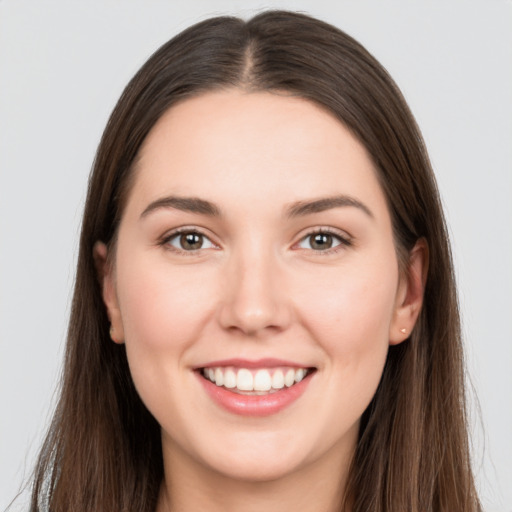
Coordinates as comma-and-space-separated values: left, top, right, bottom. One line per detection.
195, 432, 317, 483
207, 456, 304, 484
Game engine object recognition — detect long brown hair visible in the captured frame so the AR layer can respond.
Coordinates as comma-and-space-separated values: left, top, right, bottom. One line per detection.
29, 10, 481, 511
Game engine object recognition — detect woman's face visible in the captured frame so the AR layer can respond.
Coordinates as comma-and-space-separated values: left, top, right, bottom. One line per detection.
98, 90, 420, 483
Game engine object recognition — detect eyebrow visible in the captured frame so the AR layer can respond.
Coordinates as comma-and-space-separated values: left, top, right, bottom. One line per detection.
141, 196, 222, 218
140, 194, 373, 220
284, 195, 373, 219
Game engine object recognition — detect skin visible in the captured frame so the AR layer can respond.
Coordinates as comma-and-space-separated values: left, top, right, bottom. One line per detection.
95, 90, 426, 512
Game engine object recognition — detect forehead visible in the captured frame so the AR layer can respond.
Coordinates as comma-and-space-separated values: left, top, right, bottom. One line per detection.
125, 90, 388, 220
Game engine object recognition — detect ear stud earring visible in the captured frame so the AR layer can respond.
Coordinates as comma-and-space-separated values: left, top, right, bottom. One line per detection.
109, 325, 115, 340
400, 328, 407, 334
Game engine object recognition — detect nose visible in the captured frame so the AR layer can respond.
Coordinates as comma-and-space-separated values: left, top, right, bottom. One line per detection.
217, 244, 292, 337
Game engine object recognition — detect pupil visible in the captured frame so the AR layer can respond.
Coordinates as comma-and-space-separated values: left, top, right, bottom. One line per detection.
311, 233, 332, 250
181, 233, 202, 250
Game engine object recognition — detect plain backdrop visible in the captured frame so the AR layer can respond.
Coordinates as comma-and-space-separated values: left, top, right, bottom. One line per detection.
0, 1, 511, 510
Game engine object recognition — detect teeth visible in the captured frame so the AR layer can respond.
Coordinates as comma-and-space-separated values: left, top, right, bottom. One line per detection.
272, 370, 285, 389
214, 368, 224, 387
284, 369, 295, 387
237, 369, 253, 391
224, 369, 236, 388
202, 366, 310, 393
254, 369, 272, 391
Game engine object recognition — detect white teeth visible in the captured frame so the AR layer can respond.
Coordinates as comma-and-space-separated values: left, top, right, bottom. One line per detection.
237, 369, 254, 391
223, 369, 236, 388
271, 370, 285, 389
254, 369, 272, 391
284, 369, 295, 387
202, 366, 311, 393
214, 368, 224, 386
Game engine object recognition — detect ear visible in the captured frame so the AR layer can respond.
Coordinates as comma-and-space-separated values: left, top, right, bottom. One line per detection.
389, 239, 429, 345
93, 241, 125, 344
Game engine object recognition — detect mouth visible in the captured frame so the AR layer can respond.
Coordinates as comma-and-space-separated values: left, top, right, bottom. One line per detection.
195, 361, 317, 416
199, 366, 315, 395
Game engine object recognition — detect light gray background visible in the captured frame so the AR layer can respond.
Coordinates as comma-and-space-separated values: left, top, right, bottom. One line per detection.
1, 1, 511, 510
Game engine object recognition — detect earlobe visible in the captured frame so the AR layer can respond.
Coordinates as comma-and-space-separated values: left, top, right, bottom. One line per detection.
93, 241, 125, 344
389, 239, 429, 345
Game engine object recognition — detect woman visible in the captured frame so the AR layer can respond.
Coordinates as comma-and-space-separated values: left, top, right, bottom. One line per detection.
28, 10, 481, 512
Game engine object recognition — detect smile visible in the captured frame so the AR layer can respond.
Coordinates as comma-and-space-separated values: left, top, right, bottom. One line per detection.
201, 366, 312, 395
196, 361, 316, 416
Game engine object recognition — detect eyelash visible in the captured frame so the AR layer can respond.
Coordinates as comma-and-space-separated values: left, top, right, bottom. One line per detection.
158, 227, 216, 256
159, 227, 352, 256
296, 228, 352, 255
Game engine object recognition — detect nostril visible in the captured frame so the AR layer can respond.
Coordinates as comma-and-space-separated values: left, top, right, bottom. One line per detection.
217, 298, 292, 336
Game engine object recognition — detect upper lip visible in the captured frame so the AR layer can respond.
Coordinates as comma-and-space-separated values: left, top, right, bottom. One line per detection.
195, 358, 314, 369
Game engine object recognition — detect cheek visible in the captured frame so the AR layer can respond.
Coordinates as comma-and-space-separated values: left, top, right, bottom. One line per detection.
114, 254, 222, 429
117, 256, 217, 352
297, 257, 398, 347
295, 255, 398, 402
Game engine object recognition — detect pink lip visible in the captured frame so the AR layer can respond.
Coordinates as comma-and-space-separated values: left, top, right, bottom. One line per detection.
196, 369, 314, 417
197, 358, 310, 369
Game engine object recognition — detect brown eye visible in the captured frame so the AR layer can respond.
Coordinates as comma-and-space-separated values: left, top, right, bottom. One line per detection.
180, 232, 203, 250
309, 233, 334, 250
166, 230, 215, 252
297, 230, 350, 252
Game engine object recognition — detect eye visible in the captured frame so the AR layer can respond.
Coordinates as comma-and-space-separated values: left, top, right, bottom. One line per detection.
296, 230, 351, 252
164, 229, 216, 252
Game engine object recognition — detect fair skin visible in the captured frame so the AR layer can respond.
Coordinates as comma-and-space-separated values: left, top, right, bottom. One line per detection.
95, 90, 426, 512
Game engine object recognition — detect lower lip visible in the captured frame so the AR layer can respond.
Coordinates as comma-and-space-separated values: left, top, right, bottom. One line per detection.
196, 371, 314, 417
